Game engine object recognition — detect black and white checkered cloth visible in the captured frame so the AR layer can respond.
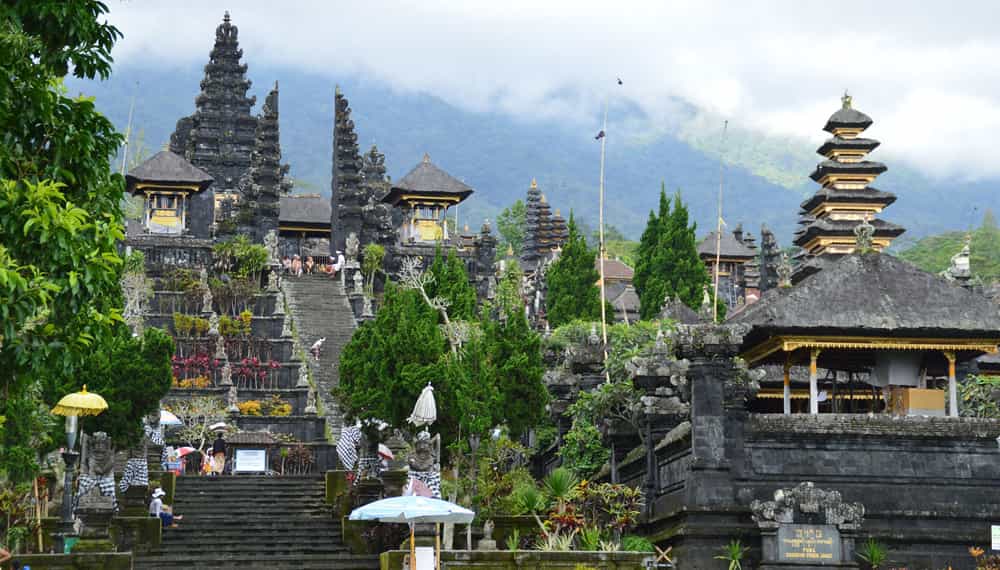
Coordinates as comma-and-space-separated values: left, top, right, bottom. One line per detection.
336, 426, 361, 471
409, 471, 442, 499
119, 458, 148, 494
76, 475, 117, 510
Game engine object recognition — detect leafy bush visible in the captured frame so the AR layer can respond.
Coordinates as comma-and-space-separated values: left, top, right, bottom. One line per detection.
214, 235, 269, 282
856, 538, 888, 570
511, 482, 548, 515
558, 420, 609, 478
961, 375, 1000, 418
621, 535, 655, 552
715, 539, 750, 570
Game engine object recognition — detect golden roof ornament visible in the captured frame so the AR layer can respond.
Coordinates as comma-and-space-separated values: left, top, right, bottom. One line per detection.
842, 90, 852, 109
530, 178, 537, 189
422, 153, 431, 164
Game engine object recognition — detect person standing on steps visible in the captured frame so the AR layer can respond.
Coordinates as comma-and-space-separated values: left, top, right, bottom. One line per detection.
332, 250, 345, 280
210, 432, 227, 476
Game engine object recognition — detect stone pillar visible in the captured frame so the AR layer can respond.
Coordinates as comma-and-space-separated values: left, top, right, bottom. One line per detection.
944, 350, 958, 417
809, 348, 821, 415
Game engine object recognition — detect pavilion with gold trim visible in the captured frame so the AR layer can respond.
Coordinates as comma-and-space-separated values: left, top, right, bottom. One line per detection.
730, 251, 1000, 417
126, 150, 214, 238
381, 153, 473, 244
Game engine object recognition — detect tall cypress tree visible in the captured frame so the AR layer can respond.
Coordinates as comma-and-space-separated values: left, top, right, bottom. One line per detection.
635, 188, 710, 319
426, 246, 477, 320
545, 213, 603, 327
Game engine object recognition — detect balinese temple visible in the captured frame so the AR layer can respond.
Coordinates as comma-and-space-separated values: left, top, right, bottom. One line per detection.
170, 12, 258, 227
792, 93, 904, 280
381, 154, 473, 244
126, 150, 214, 238
278, 194, 332, 259
731, 248, 1000, 418
521, 180, 568, 272
697, 225, 758, 308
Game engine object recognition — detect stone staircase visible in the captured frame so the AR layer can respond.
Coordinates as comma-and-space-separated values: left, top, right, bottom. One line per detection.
134, 476, 378, 569
284, 273, 357, 441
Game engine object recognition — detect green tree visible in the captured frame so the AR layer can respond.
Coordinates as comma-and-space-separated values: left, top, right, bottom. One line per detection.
497, 199, 526, 256
70, 327, 174, 448
0, 1, 126, 482
633, 187, 709, 319
425, 246, 477, 320
545, 213, 604, 327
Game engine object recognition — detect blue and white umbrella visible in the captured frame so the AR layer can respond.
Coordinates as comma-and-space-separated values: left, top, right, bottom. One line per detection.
349, 496, 473, 524
350, 496, 474, 566
159, 409, 183, 426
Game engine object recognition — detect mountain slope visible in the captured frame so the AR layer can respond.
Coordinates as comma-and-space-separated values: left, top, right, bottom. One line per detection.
68, 65, 996, 244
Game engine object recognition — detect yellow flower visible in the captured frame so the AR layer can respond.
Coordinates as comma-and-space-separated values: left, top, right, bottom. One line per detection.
969, 546, 985, 558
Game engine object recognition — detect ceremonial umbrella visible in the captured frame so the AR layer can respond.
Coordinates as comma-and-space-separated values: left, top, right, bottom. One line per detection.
407, 383, 436, 427
350, 496, 474, 569
51, 385, 109, 450
51, 385, 108, 417
159, 410, 183, 426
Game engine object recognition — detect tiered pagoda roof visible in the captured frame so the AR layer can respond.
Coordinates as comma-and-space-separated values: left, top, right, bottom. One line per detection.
170, 12, 258, 192
697, 229, 757, 260
792, 94, 904, 273
521, 179, 558, 271
126, 150, 213, 192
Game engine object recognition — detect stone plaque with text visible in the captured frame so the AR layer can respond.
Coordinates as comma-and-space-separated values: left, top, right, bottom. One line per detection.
778, 524, 841, 564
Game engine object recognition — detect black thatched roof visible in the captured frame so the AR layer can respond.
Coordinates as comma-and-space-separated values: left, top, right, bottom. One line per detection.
800, 187, 896, 213
698, 230, 756, 259
817, 137, 880, 156
126, 150, 213, 193
810, 160, 887, 182
823, 107, 873, 133
279, 194, 331, 227
381, 154, 473, 206
793, 217, 905, 246
730, 252, 1000, 342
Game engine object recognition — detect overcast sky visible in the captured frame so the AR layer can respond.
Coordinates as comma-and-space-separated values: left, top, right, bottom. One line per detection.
107, 1, 1000, 181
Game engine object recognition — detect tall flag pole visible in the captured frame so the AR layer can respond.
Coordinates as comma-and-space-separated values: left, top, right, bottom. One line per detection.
712, 120, 729, 322
598, 99, 609, 364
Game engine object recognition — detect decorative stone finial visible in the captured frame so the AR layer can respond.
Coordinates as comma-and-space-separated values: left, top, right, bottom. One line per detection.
530, 178, 537, 189
422, 153, 431, 163
842, 90, 852, 109
335, 85, 342, 96
777, 252, 792, 288
223, 11, 231, 23
853, 215, 875, 252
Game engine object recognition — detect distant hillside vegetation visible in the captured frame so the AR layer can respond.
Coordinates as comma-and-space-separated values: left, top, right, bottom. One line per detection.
898, 212, 1000, 282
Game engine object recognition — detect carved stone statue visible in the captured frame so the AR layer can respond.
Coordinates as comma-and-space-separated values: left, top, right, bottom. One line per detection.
267, 269, 280, 292
296, 363, 309, 388
751, 482, 865, 530
219, 361, 232, 387
76, 432, 117, 508
227, 384, 240, 413
263, 229, 280, 264
352, 269, 364, 293
201, 284, 214, 314
477, 519, 497, 551
407, 430, 442, 498
304, 388, 318, 415
853, 216, 875, 252
209, 312, 221, 339
345, 232, 360, 261
776, 253, 792, 288
281, 313, 293, 338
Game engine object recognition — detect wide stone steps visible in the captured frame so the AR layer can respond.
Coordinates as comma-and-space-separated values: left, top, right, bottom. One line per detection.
134, 476, 378, 570
284, 273, 357, 441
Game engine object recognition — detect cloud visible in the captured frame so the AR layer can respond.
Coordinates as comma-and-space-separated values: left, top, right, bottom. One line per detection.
104, 0, 1000, 179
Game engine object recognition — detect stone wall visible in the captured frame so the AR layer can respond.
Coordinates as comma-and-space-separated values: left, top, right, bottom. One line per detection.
632, 324, 1000, 570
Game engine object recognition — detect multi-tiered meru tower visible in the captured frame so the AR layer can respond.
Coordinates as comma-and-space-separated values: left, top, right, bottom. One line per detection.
792, 93, 904, 279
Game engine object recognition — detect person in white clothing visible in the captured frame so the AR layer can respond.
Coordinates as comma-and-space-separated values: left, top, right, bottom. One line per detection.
332, 250, 345, 279
149, 487, 182, 528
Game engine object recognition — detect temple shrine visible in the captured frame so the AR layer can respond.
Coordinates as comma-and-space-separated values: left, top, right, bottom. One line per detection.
793, 93, 904, 280
125, 150, 214, 238
381, 154, 473, 244
698, 224, 759, 307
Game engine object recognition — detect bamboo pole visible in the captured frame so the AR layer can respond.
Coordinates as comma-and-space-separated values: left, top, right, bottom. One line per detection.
712, 120, 728, 322
598, 100, 610, 381
410, 523, 416, 570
